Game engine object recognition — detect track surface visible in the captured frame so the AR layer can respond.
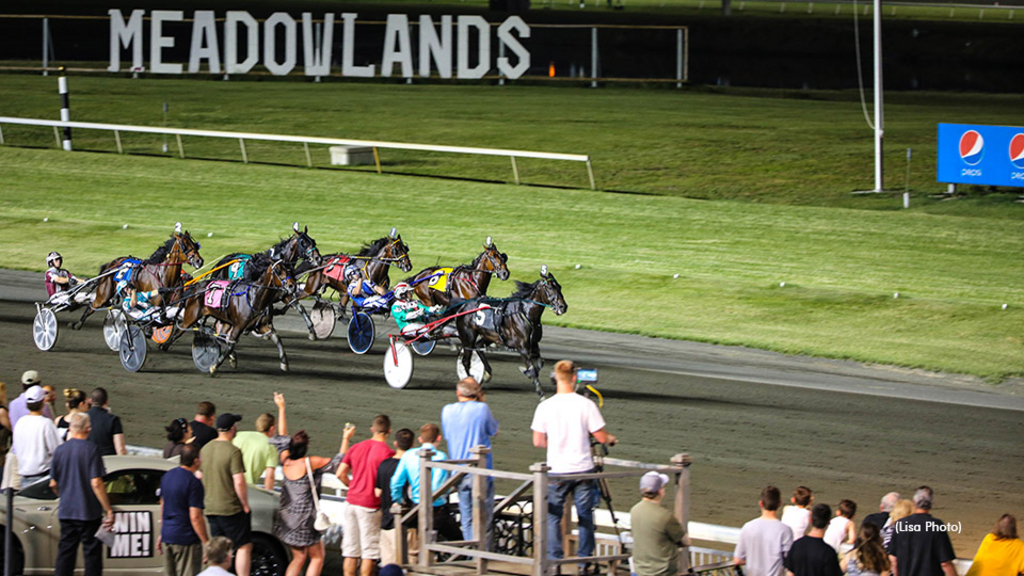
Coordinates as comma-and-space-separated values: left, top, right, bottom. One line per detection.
2, 269, 1022, 552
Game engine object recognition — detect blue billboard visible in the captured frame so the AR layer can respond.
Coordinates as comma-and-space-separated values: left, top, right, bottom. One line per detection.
937, 123, 1024, 188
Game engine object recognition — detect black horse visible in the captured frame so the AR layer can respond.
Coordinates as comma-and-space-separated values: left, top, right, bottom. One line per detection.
211, 223, 321, 281
454, 266, 567, 396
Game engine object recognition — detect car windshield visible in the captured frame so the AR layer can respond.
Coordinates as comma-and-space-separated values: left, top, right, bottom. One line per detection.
18, 476, 58, 500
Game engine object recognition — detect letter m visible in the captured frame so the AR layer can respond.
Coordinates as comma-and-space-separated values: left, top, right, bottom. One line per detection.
109, 9, 145, 72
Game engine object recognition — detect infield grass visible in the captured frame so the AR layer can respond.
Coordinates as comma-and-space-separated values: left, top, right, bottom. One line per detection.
2, 146, 1022, 380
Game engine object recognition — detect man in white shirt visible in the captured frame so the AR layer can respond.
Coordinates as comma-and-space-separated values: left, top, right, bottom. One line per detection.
531, 360, 617, 576
733, 485, 794, 576
13, 385, 64, 487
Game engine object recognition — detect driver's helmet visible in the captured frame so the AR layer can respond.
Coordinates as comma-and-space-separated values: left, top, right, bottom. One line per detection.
46, 251, 62, 267
344, 266, 361, 281
393, 282, 413, 300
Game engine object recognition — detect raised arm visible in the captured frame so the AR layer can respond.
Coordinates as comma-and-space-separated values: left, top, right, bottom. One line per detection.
274, 392, 287, 437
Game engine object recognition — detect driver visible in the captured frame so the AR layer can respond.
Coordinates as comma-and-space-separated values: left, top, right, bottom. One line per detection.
44, 251, 84, 298
121, 284, 161, 320
390, 282, 441, 334
344, 265, 387, 309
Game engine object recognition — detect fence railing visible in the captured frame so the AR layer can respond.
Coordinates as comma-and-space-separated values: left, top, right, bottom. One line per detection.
0, 115, 597, 190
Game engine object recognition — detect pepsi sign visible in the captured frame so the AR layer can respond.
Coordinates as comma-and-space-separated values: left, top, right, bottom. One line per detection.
937, 123, 1024, 187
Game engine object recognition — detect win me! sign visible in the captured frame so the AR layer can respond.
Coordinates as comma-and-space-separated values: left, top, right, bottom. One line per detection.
107, 511, 154, 559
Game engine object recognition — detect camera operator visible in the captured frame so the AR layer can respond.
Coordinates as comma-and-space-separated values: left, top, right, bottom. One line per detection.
531, 360, 617, 576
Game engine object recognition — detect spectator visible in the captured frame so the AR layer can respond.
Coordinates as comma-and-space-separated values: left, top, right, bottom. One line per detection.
390, 423, 459, 557
532, 360, 616, 575
269, 427, 354, 576
881, 501, 914, 550
965, 514, 1024, 576
201, 413, 252, 576
50, 413, 114, 576
234, 393, 288, 489
159, 443, 209, 576
862, 493, 901, 532
165, 418, 194, 459
191, 401, 218, 449
441, 377, 499, 546
785, 503, 842, 576
842, 523, 891, 576
379, 565, 405, 576
55, 388, 89, 441
377, 428, 415, 567
887, 487, 956, 576
9, 370, 55, 430
733, 485, 794, 576
86, 387, 126, 456
13, 385, 63, 486
0, 381, 11, 477
197, 536, 235, 576
782, 486, 814, 541
825, 500, 857, 552
339, 415, 395, 576
629, 471, 688, 576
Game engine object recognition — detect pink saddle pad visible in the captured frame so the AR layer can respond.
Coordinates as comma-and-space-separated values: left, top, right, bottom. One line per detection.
324, 255, 351, 282
205, 281, 231, 308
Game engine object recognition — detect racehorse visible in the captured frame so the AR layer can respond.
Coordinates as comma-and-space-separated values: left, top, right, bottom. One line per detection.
178, 253, 298, 375
298, 230, 413, 313
210, 223, 322, 280
453, 266, 567, 396
73, 223, 204, 330
405, 237, 510, 307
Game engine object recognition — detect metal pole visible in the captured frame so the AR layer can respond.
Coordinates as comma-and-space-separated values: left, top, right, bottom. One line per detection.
471, 446, 490, 574
239, 138, 248, 163
511, 156, 521, 185
499, 42, 506, 86
683, 27, 690, 82
873, 0, 884, 191
5, 488, 14, 576
418, 449, 435, 569
586, 158, 596, 190
163, 102, 169, 153
114, 129, 123, 153
176, 134, 184, 158
590, 28, 599, 88
671, 454, 692, 573
0, 124, 5, 145
373, 147, 383, 174
42, 18, 49, 76
676, 29, 683, 88
303, 142, 312, 167
531, 463, 550, 576
58, 70, 71, 151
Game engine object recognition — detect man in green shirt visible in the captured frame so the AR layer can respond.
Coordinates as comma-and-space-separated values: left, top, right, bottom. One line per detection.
232, 393, 288, 490
629, 471, 688, 576
200, 413, 251, 576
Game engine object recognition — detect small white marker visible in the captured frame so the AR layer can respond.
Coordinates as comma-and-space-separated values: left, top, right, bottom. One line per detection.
779, 281, 786, 287
208, 232, 214, 238
43, 217, 49, 222
894, 292, 899, 299
574, 264, 581, 269
1002, 303, 1008, 310
673, 274, 680, 279
122, 224, 129, 229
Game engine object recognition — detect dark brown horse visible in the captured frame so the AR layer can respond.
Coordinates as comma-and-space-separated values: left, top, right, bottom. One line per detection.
73, 224, 203, 330
298, 231, 412, 314
454, 266, 568, 396
210, 223, 321, 280
178, 253, 298, 375
406, 237, 510, 307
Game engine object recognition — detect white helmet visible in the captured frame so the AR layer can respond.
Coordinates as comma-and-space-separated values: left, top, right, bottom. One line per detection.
344, 266, 360, 280
394, 282, 413, 299
46, 251, 62, 267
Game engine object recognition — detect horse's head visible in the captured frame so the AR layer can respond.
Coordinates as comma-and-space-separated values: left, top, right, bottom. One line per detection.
267, 259, 299, 298
294, 224, 322, 267
175, 225, 204, 269
476, 237, 510, 281
535, 265, 567, 315
385, 234, 413, 273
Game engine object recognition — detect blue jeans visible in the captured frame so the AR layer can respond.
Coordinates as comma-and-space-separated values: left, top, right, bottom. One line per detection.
458, 474, 495, 547
547, 474, 599, 566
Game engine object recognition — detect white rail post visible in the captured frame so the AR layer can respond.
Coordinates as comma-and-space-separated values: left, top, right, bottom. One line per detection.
471, 446, 490, 574
0, 124, 5, 145
42, 18, 49, 76
511, 156, 521, 185
52, 126, 61, 148
176, 134, 184, 158
531, 462, 550, 576
499, 42, 506, 86
586, 158, 596, 190
303, 142, 312, 167
672, 453, 693, 573
58, 71, 72, 151
114, 130, 123, 154
419, 448, 435, 569
373, 147, 383, 174
590, 28, 599, 88
239, 138, 248, 163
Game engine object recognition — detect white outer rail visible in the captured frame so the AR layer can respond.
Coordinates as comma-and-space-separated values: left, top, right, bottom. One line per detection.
0, 116, 597, 190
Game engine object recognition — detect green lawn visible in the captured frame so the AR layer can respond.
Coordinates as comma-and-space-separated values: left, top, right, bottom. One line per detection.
2, 146, 1021, 380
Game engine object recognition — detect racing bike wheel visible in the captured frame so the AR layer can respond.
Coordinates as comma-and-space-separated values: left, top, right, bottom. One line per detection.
455, 350, 486, 383
347, 312, 375, 354
310, 300, 337, 340
118, 325, 148, 372
384, 339, 414, 389
32, 308, 58, 351
103, 309, 127, 352
192, 331, 222, 373
411, 338, 436, 356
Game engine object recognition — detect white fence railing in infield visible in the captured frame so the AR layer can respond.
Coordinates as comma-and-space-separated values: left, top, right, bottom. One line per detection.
0, 115, 597, 190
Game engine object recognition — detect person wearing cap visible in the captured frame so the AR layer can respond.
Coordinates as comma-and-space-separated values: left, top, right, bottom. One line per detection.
44, 251, 84, 298
9, 370, 55, 433
86, 387, 127, 456
12, 385, 64, 487
345, 266, 387, 309
629, 471, 688, 576
200, 413, 252, 576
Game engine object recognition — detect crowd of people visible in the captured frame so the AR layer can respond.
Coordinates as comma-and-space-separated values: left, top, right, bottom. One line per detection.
2, 365, 1022, 576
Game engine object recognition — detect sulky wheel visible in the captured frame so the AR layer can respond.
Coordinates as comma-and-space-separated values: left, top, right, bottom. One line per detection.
347, 312, 375, 355
310, 301, 337, 341
32, 308, 58, 351
103, 309, 127, 352
383, 338, 414, 389
455, 350, 486, 383
118, 325, 148, 372
410, 338, 436, 356
192, 331, 221, 373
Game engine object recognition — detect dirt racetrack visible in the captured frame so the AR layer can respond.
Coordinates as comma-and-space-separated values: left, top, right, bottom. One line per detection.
2, 269, 1022, 554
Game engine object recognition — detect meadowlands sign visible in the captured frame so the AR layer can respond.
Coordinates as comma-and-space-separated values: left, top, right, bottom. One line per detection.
107, 10, 532, 80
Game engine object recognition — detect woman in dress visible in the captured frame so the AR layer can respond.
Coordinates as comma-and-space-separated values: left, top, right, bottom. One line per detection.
54, 388, 88, 441
163, 418, 193, 459
271, 427, 355, 576
842, 523, 891, 576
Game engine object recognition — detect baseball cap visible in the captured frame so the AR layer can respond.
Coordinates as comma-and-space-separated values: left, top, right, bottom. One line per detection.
215, 413, 243, 431
21, 370, 40, 386
25, 385, 47, 404
379, 564, 405, 576
639, 471, 670, 493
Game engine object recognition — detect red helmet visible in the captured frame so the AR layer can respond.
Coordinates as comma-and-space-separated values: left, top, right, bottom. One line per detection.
394, 282, 413, 299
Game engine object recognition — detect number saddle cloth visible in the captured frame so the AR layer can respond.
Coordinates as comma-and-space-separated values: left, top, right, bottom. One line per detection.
323, 255, 352, 283
113, 258, 143, 294
204, 280, 234, 309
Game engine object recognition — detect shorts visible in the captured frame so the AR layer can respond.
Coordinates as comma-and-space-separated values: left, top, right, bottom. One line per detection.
342, 503, 382, 559
207, 511, 252, 548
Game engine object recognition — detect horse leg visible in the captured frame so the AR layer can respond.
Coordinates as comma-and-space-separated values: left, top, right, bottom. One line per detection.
295, 302, 316, 341
478, 350, 493, 384
258, 323, 289, 372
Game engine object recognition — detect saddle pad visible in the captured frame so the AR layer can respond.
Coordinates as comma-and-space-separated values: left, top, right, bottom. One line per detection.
227, 255, 252, 281
469, 305, 496, 331
205, 280, 232, 309
427, 268, 454, 292
324, 255, 352, 282
113, 259, 142, 289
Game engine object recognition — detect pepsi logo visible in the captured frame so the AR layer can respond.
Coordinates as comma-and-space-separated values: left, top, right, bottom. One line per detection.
1009, 134, 1024, 170
959, 130, 985, 166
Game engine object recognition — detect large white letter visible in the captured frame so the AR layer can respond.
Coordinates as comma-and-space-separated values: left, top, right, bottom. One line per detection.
150, 10, 183, 74
457, 16, 490, 80
108, 9, 144, 72
188, 10, 221, 73
302, 13, 334, 76
381, 14, 413, 78
418, 15, 452, 78
263, 12, 297, 75
496, 16, 530, 79
225, 11, 259, 74
341, 13, 375, 77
